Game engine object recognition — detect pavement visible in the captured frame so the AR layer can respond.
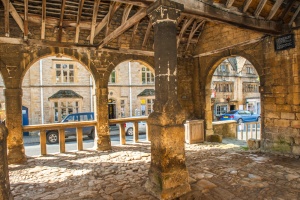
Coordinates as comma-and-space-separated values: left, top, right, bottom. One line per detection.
9, 139, 300, 200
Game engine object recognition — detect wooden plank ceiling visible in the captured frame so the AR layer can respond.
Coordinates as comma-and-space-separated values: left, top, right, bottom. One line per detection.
0, 0, 299, 55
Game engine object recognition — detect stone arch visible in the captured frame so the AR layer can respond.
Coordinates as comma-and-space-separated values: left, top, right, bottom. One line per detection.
20, 47, 99, 84
203, 52, 263, 137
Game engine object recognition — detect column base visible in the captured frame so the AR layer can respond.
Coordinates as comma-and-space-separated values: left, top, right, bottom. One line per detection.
145, 170, 191, 200
94, 135, 112, 151
145, 119, 191, 200
8, 145, 27, 164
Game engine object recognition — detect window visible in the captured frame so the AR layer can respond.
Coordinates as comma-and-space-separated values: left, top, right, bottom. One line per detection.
55, 63, 75, 83
215, 82, 233, 92
53, 100, 80, 122
216, 104, 227, 116
243, 83, 259, 93
142, 67, 154, 84
109, 70, 116, 84
246, 67, 253, 74
120, 99, 125, 117
146, 99, 154, 115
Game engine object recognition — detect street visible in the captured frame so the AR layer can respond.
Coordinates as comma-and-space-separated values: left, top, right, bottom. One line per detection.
24, 130, 147, 156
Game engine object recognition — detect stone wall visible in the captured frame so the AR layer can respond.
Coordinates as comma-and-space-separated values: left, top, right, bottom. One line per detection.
194, 21, 300, 155
212, 121, 237, 138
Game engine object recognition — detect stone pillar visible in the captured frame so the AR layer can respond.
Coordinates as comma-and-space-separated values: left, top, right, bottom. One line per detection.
0, 124, 13, 200
145, 1, 191, 199
94, 87, 112, 151
5, 88, 27, 164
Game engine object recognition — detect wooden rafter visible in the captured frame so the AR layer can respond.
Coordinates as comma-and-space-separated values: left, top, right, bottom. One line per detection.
90, 0, 101, 44
289, 4, 300, 26
110, 0, 147, 7
131, 22, 139, 46
267, 0, 284, 20
186, 20, 205, 51
118, 4, 133, 46
75, 0, 85, 43
243, 0, 252, 13
106, 2, 121, 36
226, 0, 235, 8
58, 0, 66, 42
41, 0, 46, 40
177, 18, 194, 48
4, 0, 9, 37
2, 0, 27, 35
280, 0, 296, 21
97, 8, 147, 49
87, 2, 121, 40
142, 21, 152, 48
254, 0, 267, 18
24, 0, 28, 40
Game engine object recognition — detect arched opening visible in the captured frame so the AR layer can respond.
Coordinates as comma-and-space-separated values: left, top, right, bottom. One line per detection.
21, 55, 96, 155
107, 60, 155, 118
206, 56, 261, 141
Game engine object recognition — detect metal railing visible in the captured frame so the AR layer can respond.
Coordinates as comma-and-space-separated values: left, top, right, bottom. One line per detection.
236, 121, 261, 141
22, 116, 148, 156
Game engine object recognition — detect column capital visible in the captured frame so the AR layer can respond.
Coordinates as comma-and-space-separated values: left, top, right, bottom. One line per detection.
147, 0, 183, 25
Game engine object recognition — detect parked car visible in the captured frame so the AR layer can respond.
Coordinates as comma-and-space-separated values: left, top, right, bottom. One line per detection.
121, 121, 147, 136
46, 112, 95, 144
219, 110, 260, 123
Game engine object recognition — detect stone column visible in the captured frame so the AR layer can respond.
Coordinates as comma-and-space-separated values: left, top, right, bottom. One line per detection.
145, 1, 191, 199
94, 87, 112, 151
5, 88, 27, 164
0, 124, 13, 200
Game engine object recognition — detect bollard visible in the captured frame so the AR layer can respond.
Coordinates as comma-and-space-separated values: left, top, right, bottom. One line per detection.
0, 124, 13, 200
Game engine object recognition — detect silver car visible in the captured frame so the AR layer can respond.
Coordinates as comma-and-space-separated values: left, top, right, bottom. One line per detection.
122, 121, 147, 136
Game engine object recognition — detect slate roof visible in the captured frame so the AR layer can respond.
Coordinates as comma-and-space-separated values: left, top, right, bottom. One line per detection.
137, 89, 155, 97
48, 90, 83, 100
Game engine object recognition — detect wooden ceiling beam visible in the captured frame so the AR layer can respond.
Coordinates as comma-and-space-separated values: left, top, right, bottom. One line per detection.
243, 0, 252, 13
177, 17, 194, 48
289, 5, 300, 26
142, 20, 152, 48
58, 0, 66, 42
97, 8, 147, 49
41, 0, 46, 40
267, 0, 284, 20
254, 0, 268, 18
90, 0, 101, 44
75, 0, 85, 43
24, 0, 28, 40
226, 0, 235, 8
186, 20, 205, 51
280, 0, 296, 21
118, 4, 133, 46
2, 0, 28, 35
109, 0, 147, 7
130, 22, 139, 46
87, 2, 121, 40
106, 2, 121, 36
3, 0, 9, 37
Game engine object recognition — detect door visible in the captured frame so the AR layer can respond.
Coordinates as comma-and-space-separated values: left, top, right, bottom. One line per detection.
22, 106, 29, 136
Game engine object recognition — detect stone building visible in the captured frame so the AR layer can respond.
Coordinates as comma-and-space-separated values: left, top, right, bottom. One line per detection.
212, 56, 260, 119
1, 0, 300, 199
0, 58, 154, 124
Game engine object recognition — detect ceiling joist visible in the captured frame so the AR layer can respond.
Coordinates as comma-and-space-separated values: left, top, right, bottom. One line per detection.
267, 0, 284, 20
97, 8, 147, 49
41, 0, 46, 40
75, 0, 85, 43
58, 0, 66, 42
254, 0, 267, 18
90, 0, 101, 44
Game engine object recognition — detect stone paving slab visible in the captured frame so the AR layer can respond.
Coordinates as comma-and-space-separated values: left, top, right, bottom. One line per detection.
9, 140, 300, 200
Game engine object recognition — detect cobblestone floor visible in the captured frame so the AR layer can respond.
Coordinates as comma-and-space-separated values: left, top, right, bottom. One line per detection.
9, 140, 300, 200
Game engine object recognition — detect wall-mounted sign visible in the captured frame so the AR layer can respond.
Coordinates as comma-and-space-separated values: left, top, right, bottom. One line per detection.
140, 99, 146, 105
274, 34, 295, 51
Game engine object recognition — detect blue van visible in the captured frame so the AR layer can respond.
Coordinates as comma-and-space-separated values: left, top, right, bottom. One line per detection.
46, 112, 95, 144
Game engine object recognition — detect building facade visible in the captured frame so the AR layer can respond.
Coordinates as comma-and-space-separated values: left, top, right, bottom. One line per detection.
0, 58, 155, 125
211, 57, 260, 120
